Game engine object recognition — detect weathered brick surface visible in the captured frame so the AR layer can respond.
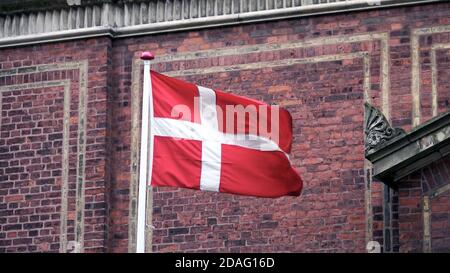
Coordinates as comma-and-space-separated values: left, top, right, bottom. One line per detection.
1, 2, 450, 252
398, 156, 450, 253
0, 85, 65, 252
109, 2, 450, 253
430, 189, 450, 252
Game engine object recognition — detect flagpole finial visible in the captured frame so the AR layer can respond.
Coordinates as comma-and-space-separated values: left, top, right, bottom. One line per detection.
140, 51, 155, 60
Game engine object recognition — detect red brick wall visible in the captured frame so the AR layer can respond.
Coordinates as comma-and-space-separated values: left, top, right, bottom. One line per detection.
0, 38, 112, 252
1, 2, 450, 252
398, 156, 450, 253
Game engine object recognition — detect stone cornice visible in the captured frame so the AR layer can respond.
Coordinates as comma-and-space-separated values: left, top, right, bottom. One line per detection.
0, 0, 445, 48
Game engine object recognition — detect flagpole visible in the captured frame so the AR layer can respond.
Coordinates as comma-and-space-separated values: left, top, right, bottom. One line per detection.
136, 51, 155, 253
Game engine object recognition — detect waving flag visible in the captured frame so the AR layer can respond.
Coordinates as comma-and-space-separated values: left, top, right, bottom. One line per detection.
146, 71, 302, 198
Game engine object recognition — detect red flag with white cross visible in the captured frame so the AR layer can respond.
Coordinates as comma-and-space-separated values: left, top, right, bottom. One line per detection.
147, 70, 303, 198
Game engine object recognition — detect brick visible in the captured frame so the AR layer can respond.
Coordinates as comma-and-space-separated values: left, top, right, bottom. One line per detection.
207, 218, 217, 226
5, 195, 24, 203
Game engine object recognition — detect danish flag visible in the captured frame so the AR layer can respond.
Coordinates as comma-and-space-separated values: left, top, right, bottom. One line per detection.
147, 71, 303, 198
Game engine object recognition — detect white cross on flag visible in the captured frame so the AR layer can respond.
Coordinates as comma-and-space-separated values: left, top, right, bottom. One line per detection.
146, 70, 303, 198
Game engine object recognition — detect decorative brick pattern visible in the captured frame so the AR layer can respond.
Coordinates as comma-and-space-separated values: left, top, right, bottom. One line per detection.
0, 82, 67, 252
128, 44, 373, 252
109, 2, 450, 252
430, 190, 450, 252
424, 157, 450, 253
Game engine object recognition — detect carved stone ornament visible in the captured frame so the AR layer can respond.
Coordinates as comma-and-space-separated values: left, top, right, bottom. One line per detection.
364, 103, 405, 155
